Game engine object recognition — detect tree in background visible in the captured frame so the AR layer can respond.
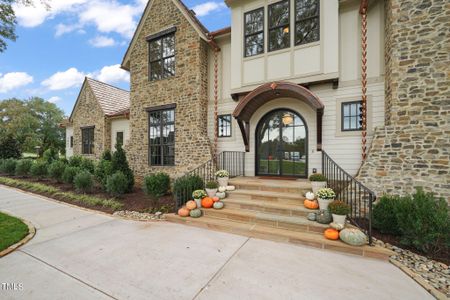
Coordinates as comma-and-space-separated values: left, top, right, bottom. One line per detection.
0, 97, 65, 154
0, 132, 21, 159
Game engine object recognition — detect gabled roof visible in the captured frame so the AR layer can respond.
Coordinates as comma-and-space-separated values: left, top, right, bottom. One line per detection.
121, 0, 210, 71
69, 77, 130, 121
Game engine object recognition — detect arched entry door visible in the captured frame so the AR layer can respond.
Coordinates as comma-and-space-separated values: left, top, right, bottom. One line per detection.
256, 109, 308, 178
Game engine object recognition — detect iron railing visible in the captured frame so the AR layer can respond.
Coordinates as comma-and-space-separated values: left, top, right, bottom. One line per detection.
174, 151, 245, 210
322, 151, 376, 244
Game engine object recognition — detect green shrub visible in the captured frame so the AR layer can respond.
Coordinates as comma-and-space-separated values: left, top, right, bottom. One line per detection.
106, 171, 128, 198
30, 161, 48, 179
173, 175, 204, 201
111, 144, 134, 193
143, 173, 170, 199
205, 181, 218, 189
15, 159, 33, 176
73, 171, 93, 193
101, 149, 112, 161
309, 173, 327, 181
0, 159, 17, 175
395, 188, 450, 254
43, 148, 59, 164
0, 134, 21, 159
80, 158, 95, 173
68, 156, 83, 167
94, 159, 113, 189
62, 166, 81, 184
48, 160, 66, 183
373, 195, 401, 235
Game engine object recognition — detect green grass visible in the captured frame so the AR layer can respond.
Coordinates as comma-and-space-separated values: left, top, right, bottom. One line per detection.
0, 177, 123, 211
0, 212, 29, 252
259, 160, 306, 175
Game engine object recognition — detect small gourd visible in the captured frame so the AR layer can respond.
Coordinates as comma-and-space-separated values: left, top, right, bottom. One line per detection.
307, 212, 316, 221
218, 186, 226, 192
330, 222, 345, 231
316, 210, 332, 224
212, 196, 220, 202
324, 228, 339, 240
226, 185, 236, 191
339, 228, 367, 246
216, 191, 226, 199
186, 200, 197, 210
305, 192, 315, 200
189, 209, 202, 218
201, 197, 214, 208
178, 207, 190, 217
304, 199, 319, 209
213, 201, 224, 209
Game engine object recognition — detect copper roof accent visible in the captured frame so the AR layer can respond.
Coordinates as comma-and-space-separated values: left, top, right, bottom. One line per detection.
210, 27, 231, 37
85, 78, 130, 117
233, 81, 324, 122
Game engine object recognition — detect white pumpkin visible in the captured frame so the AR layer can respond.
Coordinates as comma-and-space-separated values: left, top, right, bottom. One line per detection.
216, 192, 226, 199
226, 185, 236, 191
329, 222, 345, 231
218, 186, 227, 193
213, 201, 224, 209
305, 192, 315, 200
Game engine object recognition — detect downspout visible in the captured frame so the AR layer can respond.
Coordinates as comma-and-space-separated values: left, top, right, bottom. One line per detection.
360, 0, 369, 161
207, 36, 221, 161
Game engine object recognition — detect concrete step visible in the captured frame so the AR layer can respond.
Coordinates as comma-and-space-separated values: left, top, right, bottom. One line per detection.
228, 177, 311, 194
200, 208, 327, 234
227, 189, 306, 204
165, 214, 393, 261
223, 197, 317, 217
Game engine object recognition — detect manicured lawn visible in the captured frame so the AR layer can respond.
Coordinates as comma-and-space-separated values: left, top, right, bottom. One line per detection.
0, 212, 29, 252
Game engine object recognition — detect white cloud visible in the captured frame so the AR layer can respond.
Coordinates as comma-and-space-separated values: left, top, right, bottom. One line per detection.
192, 1, 226, 17
55, 23, 83, 37
94, 64, 129, 84
89, 36, 116, 48
42, 68, 86, 91
48, 96, 62, 103
0, 72, 34, 93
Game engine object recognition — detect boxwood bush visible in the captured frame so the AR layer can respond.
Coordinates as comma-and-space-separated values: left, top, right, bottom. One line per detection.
30, 161, 48, 179
143, 173, 170, 199
106, 171, 128, 198
373, 195, 402, 235
48, 160, 66, 183
62, 166, 81, 185
15, 159, 33, 177
73, 171, 93, 193
1, 159, 17, 175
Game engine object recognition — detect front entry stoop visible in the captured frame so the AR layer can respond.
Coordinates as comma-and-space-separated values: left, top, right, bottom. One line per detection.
166, 177, 393, 261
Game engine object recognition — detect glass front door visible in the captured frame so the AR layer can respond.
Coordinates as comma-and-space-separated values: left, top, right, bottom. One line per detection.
256, 109, 307, 177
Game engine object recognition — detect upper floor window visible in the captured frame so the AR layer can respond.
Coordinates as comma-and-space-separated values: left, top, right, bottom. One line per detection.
295, 0, 320, 46
268, 0, 290, 52
244, 8, 264, 57
81, 127, 94, 155
218, 114, 232, 137
148, 106, 175, 166
342, 101, 362, 131
149, 33, 175, 81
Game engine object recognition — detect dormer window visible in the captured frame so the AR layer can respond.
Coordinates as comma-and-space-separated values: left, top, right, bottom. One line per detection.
244, 8, 264, 57
268, 0, 290, 52
295, 0, 320, 46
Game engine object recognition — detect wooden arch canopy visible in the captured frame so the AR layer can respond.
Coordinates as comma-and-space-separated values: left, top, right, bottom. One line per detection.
232, 82, 325, 152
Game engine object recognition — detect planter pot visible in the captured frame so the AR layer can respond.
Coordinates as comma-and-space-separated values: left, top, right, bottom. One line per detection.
332, 214, 347, 225
311, 181, 327, 194
205, 188, 217, 198
217, 177, 229, 188
194, 198, 202, 208
318, 198, 333, 210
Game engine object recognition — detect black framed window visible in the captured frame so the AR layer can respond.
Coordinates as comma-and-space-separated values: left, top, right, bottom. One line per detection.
244, 8, 264, 57
218, 115, 232, 137
70, 136, 73, 148
295, 0, 320, 46
116, 132, 124, 147
342, 101, 363, 131
148, 107, 175, 166
268, 0, 290, 52
149, 33, 175, 81
81, 127, 94, 155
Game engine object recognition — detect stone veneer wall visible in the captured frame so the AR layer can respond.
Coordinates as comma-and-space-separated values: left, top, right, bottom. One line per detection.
71, 83, 108, 159
358, 0, 449, 202
126, 0, 212, 179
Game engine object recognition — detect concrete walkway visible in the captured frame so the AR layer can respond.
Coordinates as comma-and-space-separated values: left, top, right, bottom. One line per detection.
0, 186, 433, 300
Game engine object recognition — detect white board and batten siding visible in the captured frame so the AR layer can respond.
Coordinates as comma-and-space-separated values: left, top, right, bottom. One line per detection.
110, 118, 130, 151
65, 126, 74, 158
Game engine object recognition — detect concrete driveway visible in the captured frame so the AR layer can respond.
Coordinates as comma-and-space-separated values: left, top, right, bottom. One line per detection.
0, 186, 432, 300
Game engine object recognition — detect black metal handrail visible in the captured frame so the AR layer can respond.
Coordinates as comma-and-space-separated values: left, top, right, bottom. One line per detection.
174, 151, 245, 210
322, 150, 376, 244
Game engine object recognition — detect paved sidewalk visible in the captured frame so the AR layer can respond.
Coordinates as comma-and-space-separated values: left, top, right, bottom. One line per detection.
0, 186, 433, 300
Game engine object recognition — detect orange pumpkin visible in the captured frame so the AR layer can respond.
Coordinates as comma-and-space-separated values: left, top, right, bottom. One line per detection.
304, 199, 319, 209
212, 196, 220, 202
186, 200, 197, 210
201, 197, 214, 208
178, 207, 190, 217
324, 228, 339, 240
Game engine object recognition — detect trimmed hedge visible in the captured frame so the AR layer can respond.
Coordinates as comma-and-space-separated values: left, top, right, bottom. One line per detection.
143, 173, 170, 199
106, 171, 128, 198
15, 159, 33, 176
74, 171, 93, 193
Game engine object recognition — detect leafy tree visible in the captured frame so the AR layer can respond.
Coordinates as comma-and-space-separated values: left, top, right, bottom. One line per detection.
0, 133, 21, 159
111, 144, 134, 193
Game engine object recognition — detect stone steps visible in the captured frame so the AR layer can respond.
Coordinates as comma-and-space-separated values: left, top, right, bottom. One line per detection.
228, 177, 311, 194
227, 189, 305, 204
165, 214, 393, 261
223, 197, 316, 217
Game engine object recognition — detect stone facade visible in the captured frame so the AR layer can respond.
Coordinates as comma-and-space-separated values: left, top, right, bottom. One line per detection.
126, 0, 213, 179
358, 0, 450, 202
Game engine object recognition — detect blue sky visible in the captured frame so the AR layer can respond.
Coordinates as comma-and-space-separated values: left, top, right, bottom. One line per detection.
0, 0, 230, 115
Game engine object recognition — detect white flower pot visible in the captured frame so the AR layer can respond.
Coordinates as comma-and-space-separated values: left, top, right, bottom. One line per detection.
332, 214, 347, 225
205, 188, 217, 198
311, 181, 327, 194
194, 198, 202, 208
318, 198, 333, 210
217, 177, 229, 188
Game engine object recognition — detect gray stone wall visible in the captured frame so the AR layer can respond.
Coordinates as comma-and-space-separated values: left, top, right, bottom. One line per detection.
126, 0, 213, 179
358, 0, 449, 202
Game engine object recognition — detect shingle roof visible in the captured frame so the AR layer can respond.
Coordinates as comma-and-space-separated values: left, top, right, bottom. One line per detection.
86, 78, 130, 117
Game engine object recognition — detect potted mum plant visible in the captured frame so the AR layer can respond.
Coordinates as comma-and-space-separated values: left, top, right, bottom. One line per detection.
309, 173, 327, 194
215, 169, 230, 187
192, 189, 207, 208
328, 200, 351, 225
316, 188, 336, 210
205, 181, 218, 198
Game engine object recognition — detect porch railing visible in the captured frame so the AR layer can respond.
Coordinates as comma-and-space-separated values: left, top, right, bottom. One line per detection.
174, 151, 245, 210
322, 151, 376, 244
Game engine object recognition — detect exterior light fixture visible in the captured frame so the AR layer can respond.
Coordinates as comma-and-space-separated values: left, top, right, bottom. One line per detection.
282, 113, 294, 125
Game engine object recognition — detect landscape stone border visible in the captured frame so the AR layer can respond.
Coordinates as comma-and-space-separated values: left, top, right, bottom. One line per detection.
0, 213, 36, 258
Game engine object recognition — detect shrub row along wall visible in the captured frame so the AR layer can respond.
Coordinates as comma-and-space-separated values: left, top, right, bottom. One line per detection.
358, 0, 450, 203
